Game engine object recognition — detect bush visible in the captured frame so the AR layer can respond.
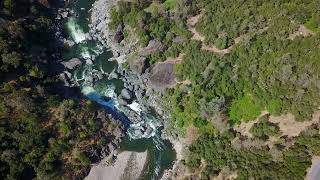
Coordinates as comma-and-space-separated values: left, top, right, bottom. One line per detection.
229, 95, 262, 123
250, 115, 279, 140
74, 150, 91, 166
47, 95, 61, 107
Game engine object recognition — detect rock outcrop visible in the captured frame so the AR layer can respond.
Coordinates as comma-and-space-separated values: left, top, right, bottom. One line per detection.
62, 58, 83, 70
121, 88, 133, 101
139, 40, 167, 56
128, 56, 148, 75
149, 62, 176, 90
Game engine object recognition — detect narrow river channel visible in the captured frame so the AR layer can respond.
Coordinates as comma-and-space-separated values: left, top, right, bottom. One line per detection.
61, 0, 176, 179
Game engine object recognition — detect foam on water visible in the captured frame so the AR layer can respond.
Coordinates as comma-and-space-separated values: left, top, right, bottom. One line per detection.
66, 17, 87, 43
128, 101, 142, 114
127, 113, 163, 140
81, 47, 91, 59
81, 85, 119, 109
66, 6, 162, 144
65, 5, 175, 178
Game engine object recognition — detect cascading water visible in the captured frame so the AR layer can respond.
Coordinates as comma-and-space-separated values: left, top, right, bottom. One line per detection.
62, 0, 175, 179
66, 17, 87, 43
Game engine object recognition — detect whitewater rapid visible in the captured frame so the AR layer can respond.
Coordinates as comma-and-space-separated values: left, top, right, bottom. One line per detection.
64, 8, 175, 179
66, 17, 87, 43
66, 16, 163, 141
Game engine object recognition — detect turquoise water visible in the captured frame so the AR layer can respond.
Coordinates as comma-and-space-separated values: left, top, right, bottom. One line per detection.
62, 0, 176, 179
120, 134, 176, 180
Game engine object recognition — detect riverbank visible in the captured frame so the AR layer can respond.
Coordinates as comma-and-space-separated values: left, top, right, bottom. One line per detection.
88, 0, 180, 178
86, 150, 148, 180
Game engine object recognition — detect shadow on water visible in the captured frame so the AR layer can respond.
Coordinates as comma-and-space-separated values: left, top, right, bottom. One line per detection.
120, 135, 176, 180
84, 91, 131, 127
60, 0, 177, 179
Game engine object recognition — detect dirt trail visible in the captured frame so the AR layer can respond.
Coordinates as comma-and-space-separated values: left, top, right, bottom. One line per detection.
163, 53, 185, 64
269, 111, 320, 138
289, 25, 315, 40
235, 110, 320, 139
234, 111, 269, 138
187, 12, 242, 55
187, 12, 205, 42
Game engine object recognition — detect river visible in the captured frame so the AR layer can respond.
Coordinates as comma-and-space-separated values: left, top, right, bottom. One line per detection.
61, 0, 176, 179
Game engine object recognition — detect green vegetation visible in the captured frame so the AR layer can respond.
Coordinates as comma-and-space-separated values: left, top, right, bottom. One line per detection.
163, 0, 177, 10
110, 0, 193, 62
0, 1, 124, 180
250, 115, 280, 140
197, 0, 319, 47
112, 0, 320, 124
111, 0, 320, 179
229, 95, 262, 123
186, 131, 316, 179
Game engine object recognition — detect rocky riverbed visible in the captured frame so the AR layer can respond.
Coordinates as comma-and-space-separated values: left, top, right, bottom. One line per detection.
55, 0, 177, 179
89, 0, 173, 122
88, 0, 182, 179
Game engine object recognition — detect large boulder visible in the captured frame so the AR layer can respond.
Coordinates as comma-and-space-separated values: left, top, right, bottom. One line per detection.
113, 24, 124, 43
149, 62, 176, 90
139, 40, 166, 56
121, 88, 133, 100
62, 58, 83, 70
59, 71, 73, 86
129, 56, 148, 75
108, 70, 119, 80
118, 96, 128, 106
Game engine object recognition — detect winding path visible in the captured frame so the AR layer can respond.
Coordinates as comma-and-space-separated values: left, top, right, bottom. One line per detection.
187, 11, 242, 55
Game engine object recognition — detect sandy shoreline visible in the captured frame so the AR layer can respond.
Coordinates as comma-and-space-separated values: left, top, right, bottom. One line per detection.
85, 151, 148, 180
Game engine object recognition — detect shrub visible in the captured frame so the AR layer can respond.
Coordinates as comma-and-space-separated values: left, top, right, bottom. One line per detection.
250, 115, 279, 140
229, 95, 262, 123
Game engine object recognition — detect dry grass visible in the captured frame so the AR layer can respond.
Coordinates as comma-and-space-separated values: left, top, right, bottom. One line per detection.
288, 25, 315, 40
163, 53, 185, 64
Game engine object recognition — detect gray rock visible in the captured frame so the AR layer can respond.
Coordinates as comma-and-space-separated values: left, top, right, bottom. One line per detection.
62, 58, 83, 70
121, 89, 133, 100
134, 129, 144, 137
134, 84, 140, 91
140, 40, 166, 56
149, 62, 176, 90
172, 36, 186, 43
113, 24, 124, 43
108, 71, 119, 79
145, 126, 153, 135
64, 71, 72, 79
143, 78, 148, 84
86, 59, 93, 65
64, 39, 75, 47
118, 97, 128, 106
129, 56, 148, 75
127, 85, 134, 91
108, 143, 116, 152
85, 76, 94, 86
113, 126, 124, 139
113, 50, 120, 58
59, 72, 71, 86
60, 11, 69, 18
